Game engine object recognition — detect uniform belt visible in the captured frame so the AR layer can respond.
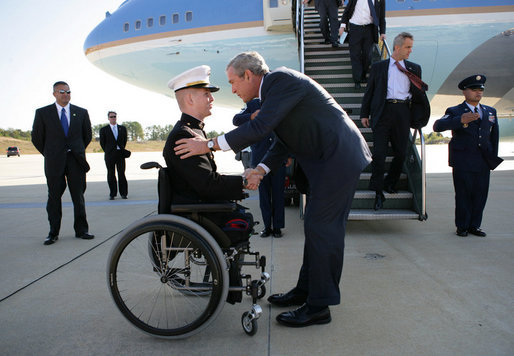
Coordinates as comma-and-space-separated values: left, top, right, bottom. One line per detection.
349, 23, 373, 27
386, 99, 410, 104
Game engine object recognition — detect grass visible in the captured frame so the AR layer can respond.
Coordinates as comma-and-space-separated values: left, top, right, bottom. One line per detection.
1, 137, 166, 155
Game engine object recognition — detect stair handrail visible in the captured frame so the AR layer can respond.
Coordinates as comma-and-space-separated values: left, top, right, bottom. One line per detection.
377, 37, 427, 220
295, 0, 305, 73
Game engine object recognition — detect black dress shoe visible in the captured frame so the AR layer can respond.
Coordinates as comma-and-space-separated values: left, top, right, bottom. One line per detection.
260, 228, 272, 238
272, 228, 283, 238
331, 42, 342, 48
374, 192, 385, 210
456, 228, 468, 237
268, 288, 307, 307
121, 195, 128, 199
44, 235, 58, 245
468, 227, 486, 237
109, 196, 115, 200
276, 304, 331, 327
76, 233, 95, 240
384, 185, 397, 194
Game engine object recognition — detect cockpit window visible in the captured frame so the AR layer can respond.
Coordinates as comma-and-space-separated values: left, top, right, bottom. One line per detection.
172, 13, 179, 24
186, 11, 193, 22
123, 22, 129, 32
147, 17, 154, 28
135, 20, 141, 30
159, 15, 166, 26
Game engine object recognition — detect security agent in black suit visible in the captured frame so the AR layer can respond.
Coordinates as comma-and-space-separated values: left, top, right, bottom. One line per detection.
303, 0, 342, 48
233, 98, 286, 238
99, 111, 128, 200
361, 32, 430, 210
340, 0, 386, 89
433, 75, 502, 237
31, 81, 94, 245
174, 52, 372, 327
163, 65, 257, 205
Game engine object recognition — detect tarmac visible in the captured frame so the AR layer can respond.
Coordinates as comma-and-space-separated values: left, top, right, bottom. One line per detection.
1, 148, 513, 356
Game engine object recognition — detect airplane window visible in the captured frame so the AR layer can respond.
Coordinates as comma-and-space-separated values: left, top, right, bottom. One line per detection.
135, 20, 141, 30
270, 0, 278, 8
159, 15, 166, 26
172, 13, 179, 24
123, 23, 129, 32
147, 18, 154, 27
186, 11, 193, 22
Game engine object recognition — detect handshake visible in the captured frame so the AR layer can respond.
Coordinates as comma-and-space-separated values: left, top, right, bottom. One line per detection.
243, 168, 265, 190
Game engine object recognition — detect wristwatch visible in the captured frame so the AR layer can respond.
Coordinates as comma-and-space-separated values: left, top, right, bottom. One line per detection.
242, 177, 248, 187
207, 139, 215, 151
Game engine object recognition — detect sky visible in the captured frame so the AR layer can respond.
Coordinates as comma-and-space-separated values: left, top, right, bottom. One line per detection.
0, 0, 239, 134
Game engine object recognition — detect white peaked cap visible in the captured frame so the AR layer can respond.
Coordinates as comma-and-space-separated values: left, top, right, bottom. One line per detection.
167, 65, 219, 92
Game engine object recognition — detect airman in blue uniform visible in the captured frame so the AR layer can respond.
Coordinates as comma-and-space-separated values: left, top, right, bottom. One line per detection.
433, 74, 502, 237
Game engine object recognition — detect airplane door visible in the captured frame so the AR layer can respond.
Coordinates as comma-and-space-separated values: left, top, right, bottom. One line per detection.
263, 0, 292, 31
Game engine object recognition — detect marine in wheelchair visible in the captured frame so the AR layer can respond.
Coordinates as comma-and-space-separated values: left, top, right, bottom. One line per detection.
107, 65, 268, 338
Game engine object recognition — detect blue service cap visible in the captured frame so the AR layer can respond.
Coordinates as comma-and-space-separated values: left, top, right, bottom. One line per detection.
458, 74, 486, 90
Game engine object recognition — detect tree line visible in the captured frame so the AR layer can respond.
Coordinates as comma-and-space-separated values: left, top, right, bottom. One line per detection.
0, 124, 224, 142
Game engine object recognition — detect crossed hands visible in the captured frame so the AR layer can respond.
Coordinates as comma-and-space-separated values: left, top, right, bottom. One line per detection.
243, 168, 264, 190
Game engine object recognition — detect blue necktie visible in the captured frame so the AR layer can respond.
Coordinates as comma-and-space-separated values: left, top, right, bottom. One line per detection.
367, 0, 379, 26
61, 108, 69, 137
475, 107, 481, 124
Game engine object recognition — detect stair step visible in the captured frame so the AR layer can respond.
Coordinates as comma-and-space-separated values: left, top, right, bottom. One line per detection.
348, 209, 420, 220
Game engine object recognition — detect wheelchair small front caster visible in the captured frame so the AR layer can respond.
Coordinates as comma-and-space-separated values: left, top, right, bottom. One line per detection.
241, 311, 258, 336
257, 284, 266, 299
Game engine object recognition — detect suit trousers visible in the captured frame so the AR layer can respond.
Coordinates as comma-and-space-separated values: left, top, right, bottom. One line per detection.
317, 0, 340, 44
348, 24, 375, 83
452, 168, 490, 230
46, 152, 88, 236
105, 150, 127, 197
258, 166, 285, 230
369, 102, 411, 192
294, 148, 362, 306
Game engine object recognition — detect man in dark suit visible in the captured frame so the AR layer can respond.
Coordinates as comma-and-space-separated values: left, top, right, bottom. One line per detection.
32, 81, 94, 245
361, 32, 430, 210
233, 98, 286, 238
163, 65, 258, 205
304, 0, 342, 48
100, 111, 128, 200
433, 75, 502, 237
339, 0, 386, 89
174, 52, 372, 327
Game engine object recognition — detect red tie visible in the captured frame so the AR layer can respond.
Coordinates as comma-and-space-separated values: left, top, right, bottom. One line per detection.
394, 61, 428, 91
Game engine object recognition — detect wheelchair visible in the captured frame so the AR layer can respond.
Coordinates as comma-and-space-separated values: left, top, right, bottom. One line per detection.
107, 161, 270, 338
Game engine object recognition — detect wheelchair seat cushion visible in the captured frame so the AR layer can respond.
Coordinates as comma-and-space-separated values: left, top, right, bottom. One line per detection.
205, 208, 254, 246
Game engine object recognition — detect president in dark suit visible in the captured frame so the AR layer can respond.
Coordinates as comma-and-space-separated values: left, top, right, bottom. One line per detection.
233, 98, 286, 238
174, 52, 372, 327
31, 81, 94, 245
361, 32, 430, 210
433, 75, 502, 237
100, 111, 128, 200
339, 0, 386, 89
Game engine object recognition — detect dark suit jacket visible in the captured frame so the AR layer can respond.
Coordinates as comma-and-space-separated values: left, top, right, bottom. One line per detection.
433, 102, 502, 171
163, 114, 245, 203
361, 59, 430, 129
224, 67, 371, 177
32, 103, 92, 176
341, 0, 386, 42
99, 124, 128, 158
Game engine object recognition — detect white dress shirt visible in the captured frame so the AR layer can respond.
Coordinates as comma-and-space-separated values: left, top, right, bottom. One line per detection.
387, 59, 411, 100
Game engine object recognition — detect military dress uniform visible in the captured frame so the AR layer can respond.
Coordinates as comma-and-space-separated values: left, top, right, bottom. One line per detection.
433, 75, 502, 236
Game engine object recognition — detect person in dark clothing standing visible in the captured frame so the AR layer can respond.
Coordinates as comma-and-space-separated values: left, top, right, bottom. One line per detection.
31, 81, 94, 245
100, 111, 129, 200
433, 75, 502, 237
304, 0, 342, 48
233, 98, 286, 238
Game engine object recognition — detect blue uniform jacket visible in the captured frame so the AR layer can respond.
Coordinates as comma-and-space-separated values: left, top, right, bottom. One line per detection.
433, 101, 501, 171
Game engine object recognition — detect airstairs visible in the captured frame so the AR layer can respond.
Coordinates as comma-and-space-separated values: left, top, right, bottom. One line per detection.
298, 4, 427, 220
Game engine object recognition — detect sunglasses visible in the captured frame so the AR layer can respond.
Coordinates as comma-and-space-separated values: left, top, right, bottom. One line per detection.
109, 115, 117, 118
58, 90, 71, 94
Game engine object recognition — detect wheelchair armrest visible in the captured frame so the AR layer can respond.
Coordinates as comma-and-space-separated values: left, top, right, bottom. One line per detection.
171, 202, 237, 213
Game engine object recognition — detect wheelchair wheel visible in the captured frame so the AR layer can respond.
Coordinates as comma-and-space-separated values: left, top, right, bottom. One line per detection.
241, 311, 258, 336
107, 214, 229, 339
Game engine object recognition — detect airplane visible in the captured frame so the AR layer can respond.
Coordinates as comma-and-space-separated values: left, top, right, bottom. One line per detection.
84, 0, 514, 131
